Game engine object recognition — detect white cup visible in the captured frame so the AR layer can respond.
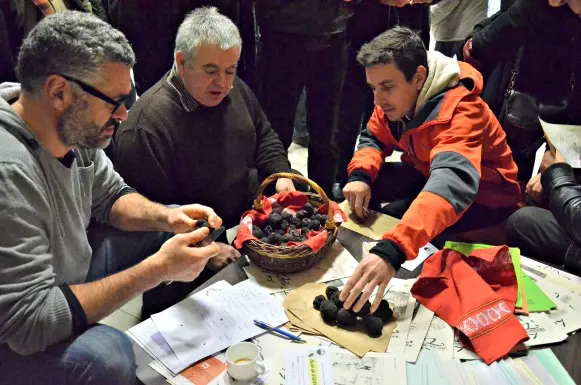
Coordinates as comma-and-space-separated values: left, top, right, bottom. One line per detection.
225, 342, 266, 381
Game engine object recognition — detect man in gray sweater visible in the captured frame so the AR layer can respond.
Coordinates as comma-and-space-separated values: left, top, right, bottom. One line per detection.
0, 12, 224, 384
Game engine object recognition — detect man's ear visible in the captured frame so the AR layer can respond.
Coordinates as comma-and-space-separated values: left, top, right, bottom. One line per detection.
175, 51, 186, 75
414, 65, 428, 91
44, 75, 70, 113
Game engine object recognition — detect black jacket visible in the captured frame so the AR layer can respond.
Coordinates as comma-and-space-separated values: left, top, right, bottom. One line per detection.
542, 163, 581, 274
468, 0, 581, 114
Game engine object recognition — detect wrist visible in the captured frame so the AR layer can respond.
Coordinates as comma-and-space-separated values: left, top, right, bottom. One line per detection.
138, 254, 167, 288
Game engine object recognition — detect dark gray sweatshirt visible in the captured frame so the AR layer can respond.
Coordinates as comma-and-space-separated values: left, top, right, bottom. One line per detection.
0, 85, 130, 355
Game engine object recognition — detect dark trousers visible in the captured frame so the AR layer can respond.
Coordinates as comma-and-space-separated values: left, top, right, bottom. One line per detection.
258, 29, 348, 196
506, 207, 577, 270
334, 5, 431, 186
371, 163, 515, 239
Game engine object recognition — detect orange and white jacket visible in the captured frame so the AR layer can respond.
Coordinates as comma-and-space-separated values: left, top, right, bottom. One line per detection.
348, 51, 521, 265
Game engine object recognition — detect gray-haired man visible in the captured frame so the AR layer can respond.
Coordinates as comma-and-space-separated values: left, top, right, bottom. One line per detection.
115, 7, 297, 237
0, 11, 225, 384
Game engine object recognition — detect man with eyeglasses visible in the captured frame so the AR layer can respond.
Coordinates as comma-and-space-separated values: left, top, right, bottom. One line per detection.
0, 11, 225, 385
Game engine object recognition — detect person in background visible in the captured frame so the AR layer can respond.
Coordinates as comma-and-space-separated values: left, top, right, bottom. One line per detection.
462, 0, 581, 184
332, 0, 432, 201
255, 0, 353, 197
339, 26, 520, 313
0, 12, 223, 384
115, 7, 297, 249
430, 0, 488, 58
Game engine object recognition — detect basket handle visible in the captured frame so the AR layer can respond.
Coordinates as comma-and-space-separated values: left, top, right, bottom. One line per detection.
252, 172, 336, 230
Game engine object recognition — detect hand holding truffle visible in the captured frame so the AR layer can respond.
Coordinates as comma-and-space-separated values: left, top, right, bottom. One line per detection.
167, 204, 222, 234
340, 252, 396, 313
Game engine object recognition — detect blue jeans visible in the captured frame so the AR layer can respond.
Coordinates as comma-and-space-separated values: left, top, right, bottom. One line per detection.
0, 226, 171, 385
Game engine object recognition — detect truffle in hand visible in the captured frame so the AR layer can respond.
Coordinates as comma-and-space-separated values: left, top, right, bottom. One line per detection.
197, 220, 210, 229
325, 286, 339, 299
319, 300, 338, 324
375, 300, 394, 323
313, 295, 326, 310
362, 316, 383, 338
336, 308, 357, 327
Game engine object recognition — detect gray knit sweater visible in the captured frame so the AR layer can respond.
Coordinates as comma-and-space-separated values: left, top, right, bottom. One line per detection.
0, 86, 130, 355
430, 0, 488, 42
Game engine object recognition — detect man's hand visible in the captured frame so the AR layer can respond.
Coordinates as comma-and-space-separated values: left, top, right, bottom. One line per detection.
167, 204, 222, 234
462, 38, 481, 70
379, 0, 410, 6
339, 252, 396, 313
343, 181, 371, 219
149, 228, 220, 282
555, 151, 566, 164
207, 243, 241, 272
525, 173, 544, 203
275, 178, 296, 193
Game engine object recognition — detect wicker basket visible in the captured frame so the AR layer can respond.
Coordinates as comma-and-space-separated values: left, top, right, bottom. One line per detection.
243, 172, 338, 274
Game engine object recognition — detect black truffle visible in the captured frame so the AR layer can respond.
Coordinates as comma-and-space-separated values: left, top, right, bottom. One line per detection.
282, 211, 292, 220
280, 220, 289, 231
336, 308, 357, 327
325, 286, 339, 299
277, 229, 286, 235
197, 220, 209, 229
375, 300, 394, 323
363, 316, 383, 338
319, 300, 338, 324
272, 206, 283, 215
267, 213, 283, 229
263, 225, 273, 236
252, 225, 264, 239
301, 227, 310, 236
271, 201, 282, 209
311, 221, 321, 231
303, 202, 315, 216
291, 217, 302, 227
289, 224, 297, 230
318, 215, 328, 226
259, 236, 269, 244
313, 295, 326, 310
266, 234, 276, 244
354, 294, 371, 317
301, 218, 313, 229
296, 210, 308, 219
274, 233, 286, 244
330, 291, 344, 308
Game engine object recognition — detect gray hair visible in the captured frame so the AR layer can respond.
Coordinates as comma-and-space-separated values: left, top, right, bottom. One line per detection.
175, 7, 242, 66
357, 26, 427, 82
17, 11, 135, 94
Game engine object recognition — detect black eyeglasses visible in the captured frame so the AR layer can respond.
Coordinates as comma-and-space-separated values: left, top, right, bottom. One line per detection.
58, 74, 128, 113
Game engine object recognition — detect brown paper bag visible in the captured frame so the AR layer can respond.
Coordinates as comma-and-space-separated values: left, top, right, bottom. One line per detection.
338, 201, 399, 240
284, 283, 396, 357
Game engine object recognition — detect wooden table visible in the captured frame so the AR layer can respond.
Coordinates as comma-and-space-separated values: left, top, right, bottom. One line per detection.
135, 227, 581, 384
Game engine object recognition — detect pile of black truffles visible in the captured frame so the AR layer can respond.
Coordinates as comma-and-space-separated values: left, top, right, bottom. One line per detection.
313, 285, 393, 338
254, 202, 328, 246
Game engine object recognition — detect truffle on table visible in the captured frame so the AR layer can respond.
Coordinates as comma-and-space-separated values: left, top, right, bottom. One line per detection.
313, 295, 326, 310
362, 316, 383, 338
325, 286, 339, 299
330, 291, 344, 308
319, 300, 338, 324
375, 300, 394, 323
354, 294, 371, 317
336, 308, 357, 327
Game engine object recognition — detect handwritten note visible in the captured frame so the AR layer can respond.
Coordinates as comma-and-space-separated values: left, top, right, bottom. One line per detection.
244, 241, 358, 294
151, 280, 288, 374
517, 313, 568, 347
331, 351, 402, 385
385, 280, 417, 356
452, 333, 479, 361
404, 304, 435, 363
521, 256, 581, 295
421, 316, 454, 360
284, 346, 334, 385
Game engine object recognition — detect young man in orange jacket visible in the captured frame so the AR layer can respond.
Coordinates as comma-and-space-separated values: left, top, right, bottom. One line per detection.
339, 26, 521, 313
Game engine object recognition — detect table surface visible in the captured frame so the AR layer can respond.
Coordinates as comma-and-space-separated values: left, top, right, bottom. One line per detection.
135, 228, 581, 384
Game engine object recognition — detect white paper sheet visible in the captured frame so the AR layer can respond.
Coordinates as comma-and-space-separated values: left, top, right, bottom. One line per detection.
521, 256, 581, 295
420, 316, 454, 360
151, 280, 288, 374
517, 313, 568, 347
330, 350, 391, 385
540, 118, 581, 167
244, 242, 358, 294
404, 304, 435, 363
453, 333, 479, 361
127, 281, 233, 374
441, 359, 469, 385
384, 280, 417, 356
284, 345, 334, 385
519, 355, 559, 385
363, 242, 437, 271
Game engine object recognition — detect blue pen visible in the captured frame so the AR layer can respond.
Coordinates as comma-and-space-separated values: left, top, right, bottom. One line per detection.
253, 320, 306, 343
